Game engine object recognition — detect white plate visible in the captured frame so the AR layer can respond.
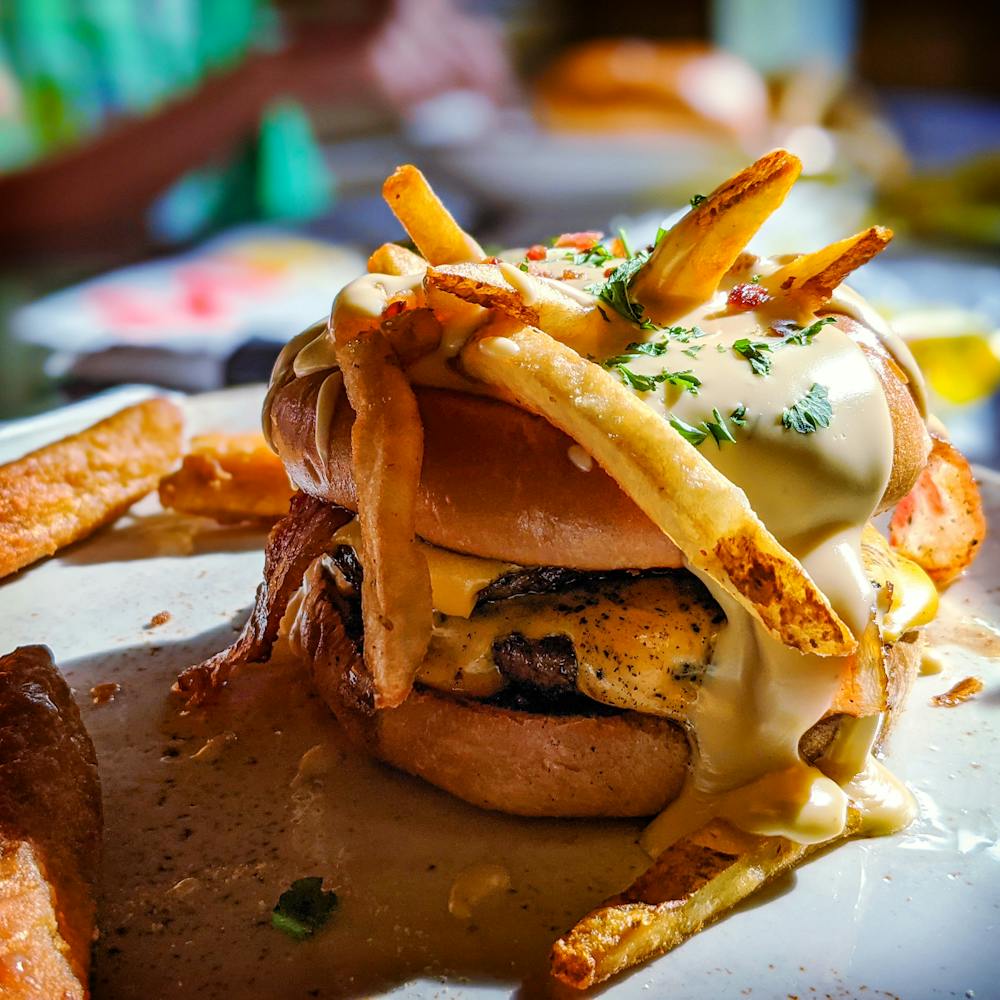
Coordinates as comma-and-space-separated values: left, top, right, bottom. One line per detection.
1, 387, 997, 999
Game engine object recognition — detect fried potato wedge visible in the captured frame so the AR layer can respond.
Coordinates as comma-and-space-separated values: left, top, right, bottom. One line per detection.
889, 435, 985, 587
158, 432, 293, 523
382, 164, 485, 265
763, 226, 893, 315
551, 815, 858, 989
631, 149, 801, 323
0, 398, 183, 578
367, 242, 428, 276
462, 322, 855, 656
338, 328, 433, 708
0, 645, 102, 999
426, 261, 636, 358
174, 493, 351, 704
426, 263, 536, 323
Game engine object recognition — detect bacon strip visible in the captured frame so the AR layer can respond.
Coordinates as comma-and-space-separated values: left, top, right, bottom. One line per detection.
173, 492, 350, 704
889, 436, 986, 587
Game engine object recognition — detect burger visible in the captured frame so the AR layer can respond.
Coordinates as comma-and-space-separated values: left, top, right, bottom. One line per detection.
177, 151, 984, 982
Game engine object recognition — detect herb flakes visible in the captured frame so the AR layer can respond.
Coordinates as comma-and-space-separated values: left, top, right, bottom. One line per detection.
272, 877, 338, 941
782, 383, 833, 434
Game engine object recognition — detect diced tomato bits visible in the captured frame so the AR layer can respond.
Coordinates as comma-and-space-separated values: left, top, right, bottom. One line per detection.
553, 231, 603, 251
727, 283, 772, 311
384, 299, 406, 317
609, 237, 626, 257
526, 244, 547, 260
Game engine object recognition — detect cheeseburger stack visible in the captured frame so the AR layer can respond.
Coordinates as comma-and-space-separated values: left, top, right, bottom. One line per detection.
179, 152, 984, 987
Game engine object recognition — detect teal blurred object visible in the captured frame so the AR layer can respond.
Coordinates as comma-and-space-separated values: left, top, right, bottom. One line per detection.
257, 100, 333, 222
711, 0, 858, 74
0, 0, 332, 235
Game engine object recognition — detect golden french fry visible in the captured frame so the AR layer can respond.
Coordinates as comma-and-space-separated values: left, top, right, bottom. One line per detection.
338, 328, 433, 708
367, 242, 428, 276
551, 815, 858, 989
158, 432, 293, 523
889, 435, 986, 587
382, 164, 485, 264
426, 262, 637, 358
0, 645, 101, 999
462, 322, 855, 656
763, 227, 893, 314
631, 149, 801, 323
0, 399, 183, 578
425, 263, 535, 323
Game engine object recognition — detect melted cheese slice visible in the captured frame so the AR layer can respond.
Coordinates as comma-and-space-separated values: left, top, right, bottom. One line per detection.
332, 520, 936, 728
331, 518, 513, 619
421, 573, 719, 711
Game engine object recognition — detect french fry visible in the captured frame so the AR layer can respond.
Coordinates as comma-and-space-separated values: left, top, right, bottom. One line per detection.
158, 432, 293, 523
763, 227, 893, 315
382, 164, 485, 264
367, 242, 428, 276
889, 435, 986, 587
425, 263, 535, 323
462, 322, 855, 656
338, 327, 433, 708
426, 262, 636, 358
631, 150, 801, 323
551, 814, 859, 989
0, 399, 183, 578
0, 645, 102, 999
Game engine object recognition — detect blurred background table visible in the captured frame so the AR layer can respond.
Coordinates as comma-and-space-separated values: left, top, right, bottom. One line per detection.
1, 0, 997, 466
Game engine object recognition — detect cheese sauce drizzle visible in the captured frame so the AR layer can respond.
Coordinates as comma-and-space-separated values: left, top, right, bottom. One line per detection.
267, 243, 930, 854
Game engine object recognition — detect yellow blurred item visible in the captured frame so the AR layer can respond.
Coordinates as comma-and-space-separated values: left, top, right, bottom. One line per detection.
891, 309, 1000, 405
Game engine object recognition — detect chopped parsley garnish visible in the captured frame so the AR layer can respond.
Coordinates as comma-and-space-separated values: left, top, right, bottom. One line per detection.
732, 316, 836, 376
669, 414, 709, 446
587, 251, 656, 328
272, 877, 338, 940
773, 315, 836, 346
613, 365, 701, 395
782, 383, 833, 434
586, 227, 670, 328
732, 338, 774, 376
682, 344, 704, 358
567, 243, 614, 267
689, 193, 707, 208
604, 340, 668, 366
729, 404, 748, 427
517, 261, 529, 272
602, 326, 704, 366
670, 407, 741, 448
